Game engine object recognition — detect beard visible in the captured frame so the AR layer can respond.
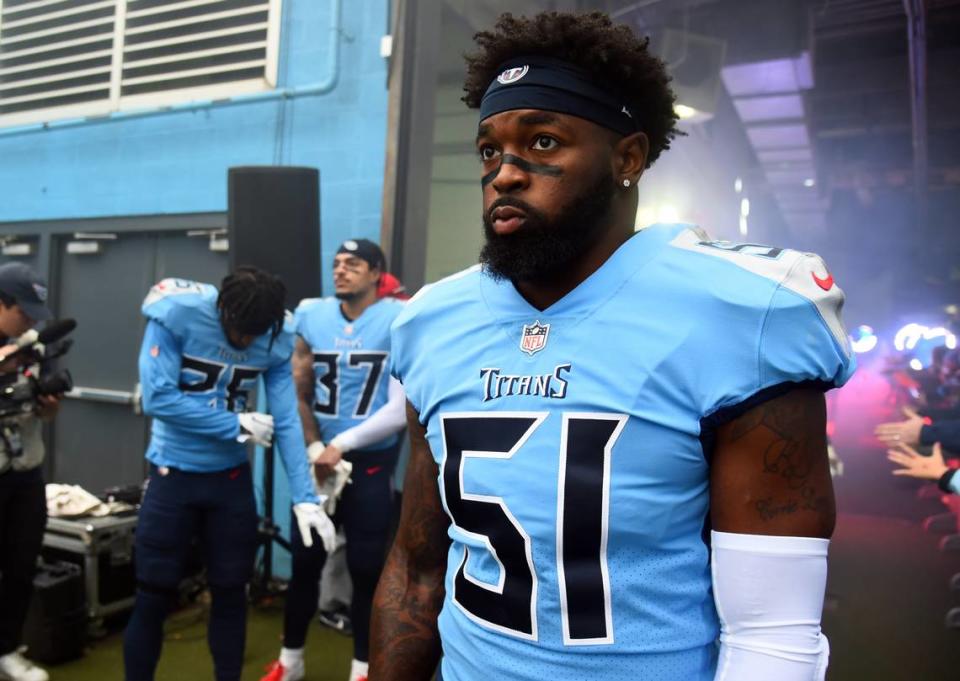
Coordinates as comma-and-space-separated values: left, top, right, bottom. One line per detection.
334, 290, 360, 302
479, 169, 617, 283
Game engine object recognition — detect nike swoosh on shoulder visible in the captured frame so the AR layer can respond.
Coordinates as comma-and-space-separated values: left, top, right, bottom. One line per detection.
812, 272, 834, 291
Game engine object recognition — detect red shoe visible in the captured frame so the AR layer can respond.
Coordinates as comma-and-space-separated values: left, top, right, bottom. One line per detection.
259, 660, 304, 681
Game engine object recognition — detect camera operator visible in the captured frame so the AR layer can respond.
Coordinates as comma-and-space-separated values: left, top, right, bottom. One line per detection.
0, 263, 58, 681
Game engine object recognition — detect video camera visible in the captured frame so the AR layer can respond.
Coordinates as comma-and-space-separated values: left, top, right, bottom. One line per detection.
0, 319, 76, 420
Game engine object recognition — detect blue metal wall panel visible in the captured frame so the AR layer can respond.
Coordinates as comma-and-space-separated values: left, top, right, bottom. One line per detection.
0, 0, 390, 580
0, 0, 389, 290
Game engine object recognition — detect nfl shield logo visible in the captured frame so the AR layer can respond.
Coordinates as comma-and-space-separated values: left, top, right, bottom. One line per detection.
520, 321, 550, 356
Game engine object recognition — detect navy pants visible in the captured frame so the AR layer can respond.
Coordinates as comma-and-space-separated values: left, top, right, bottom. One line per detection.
0, 468, 46, 657
124, 464, 257, 681
283, 445, 399, 662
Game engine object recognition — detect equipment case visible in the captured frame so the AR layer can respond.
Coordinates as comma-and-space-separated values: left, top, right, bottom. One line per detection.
41, 513, 138, 625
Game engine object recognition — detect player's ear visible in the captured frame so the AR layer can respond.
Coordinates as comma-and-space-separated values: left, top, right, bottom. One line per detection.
613, 131, 648, 185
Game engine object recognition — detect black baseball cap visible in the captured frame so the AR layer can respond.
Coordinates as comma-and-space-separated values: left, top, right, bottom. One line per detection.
0, 262, 53, 321
336, 239, 386, 271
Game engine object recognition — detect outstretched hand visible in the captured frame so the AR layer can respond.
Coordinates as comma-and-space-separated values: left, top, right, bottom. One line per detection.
887, 441, 948, 481
875, 406, 925, 447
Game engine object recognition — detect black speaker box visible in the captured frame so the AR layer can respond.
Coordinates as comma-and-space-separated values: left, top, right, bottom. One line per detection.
228, 166, 321, 308
22, 560, 85, 664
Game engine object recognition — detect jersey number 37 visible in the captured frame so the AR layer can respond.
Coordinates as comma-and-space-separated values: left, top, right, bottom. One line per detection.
311, 352, 387, 418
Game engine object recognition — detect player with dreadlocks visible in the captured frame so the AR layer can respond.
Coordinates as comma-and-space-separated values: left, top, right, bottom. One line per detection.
371, 11, 854, 681
124, 267, 336, 681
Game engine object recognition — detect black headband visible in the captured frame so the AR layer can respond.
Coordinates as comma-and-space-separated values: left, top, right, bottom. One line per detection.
479, 57, 640, 137
337, 238, 386, 271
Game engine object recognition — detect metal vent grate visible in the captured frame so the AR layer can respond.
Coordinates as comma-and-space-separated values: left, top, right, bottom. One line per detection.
0, 0, 281, 127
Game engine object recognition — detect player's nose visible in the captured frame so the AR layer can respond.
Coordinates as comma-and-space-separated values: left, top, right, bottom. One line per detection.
491, 156, 529, 194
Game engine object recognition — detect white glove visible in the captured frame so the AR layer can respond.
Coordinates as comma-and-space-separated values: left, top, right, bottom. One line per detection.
306, 442, 352, 515
319, 460, 353, 515
293, 502, 336, 552
238, 412, 274, 447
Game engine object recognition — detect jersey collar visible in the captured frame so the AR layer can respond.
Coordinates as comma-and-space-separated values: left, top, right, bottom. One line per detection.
478, 227, 666, 321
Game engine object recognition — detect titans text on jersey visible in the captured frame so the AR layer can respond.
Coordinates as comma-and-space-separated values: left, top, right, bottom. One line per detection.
139, 278, 316, 503
294, 297, 404, 449
480, 363, 571, 402
390, 224, 855, 681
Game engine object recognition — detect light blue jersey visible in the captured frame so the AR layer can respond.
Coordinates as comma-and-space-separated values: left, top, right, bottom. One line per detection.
139, 278, 317, 504
391, 224, 855, 681
294, 297, 404, 450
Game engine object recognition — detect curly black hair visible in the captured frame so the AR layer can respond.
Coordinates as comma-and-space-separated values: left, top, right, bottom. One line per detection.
462, 11, 681, 167
218, 266, 287, 342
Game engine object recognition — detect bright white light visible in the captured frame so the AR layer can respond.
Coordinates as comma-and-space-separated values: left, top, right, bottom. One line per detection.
740, 198, 750, 217
894, 323, 928, 352
734, 177, 743, 193
634, 205, 655, 231
850, 325, 878, 354
910, 358, 923, 371
851, 335, 878, 353
803, 178, 816, 188
925, 327, 957, 349
739, 215, 748, 236
657, 204, 680, 223
894, 323, 958, 352
674, 104, 698, 120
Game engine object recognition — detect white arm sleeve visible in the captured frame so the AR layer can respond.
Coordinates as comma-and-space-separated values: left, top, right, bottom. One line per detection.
329, 377, 406, 453
712, 530, 830, 681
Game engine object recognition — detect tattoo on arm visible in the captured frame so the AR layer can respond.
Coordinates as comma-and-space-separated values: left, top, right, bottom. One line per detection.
369, 402, 449, 681
712, 387, 835, 537
292, 337, 321, 445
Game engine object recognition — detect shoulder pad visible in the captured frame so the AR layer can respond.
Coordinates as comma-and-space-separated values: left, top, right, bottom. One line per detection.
408, 264, 481, 305
143, 278, 207, 308
294, 297, 325, 314
142, 279, 216, 333
669, 227, 850, 355
282, 309, 296, 334
394, 265, 482, 328
669, 227, 800, 275
269, 319, 297, 361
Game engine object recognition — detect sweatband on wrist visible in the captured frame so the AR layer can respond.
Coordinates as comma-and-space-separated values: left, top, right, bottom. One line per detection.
938, 469, 957, 494
712, 530, 830, 681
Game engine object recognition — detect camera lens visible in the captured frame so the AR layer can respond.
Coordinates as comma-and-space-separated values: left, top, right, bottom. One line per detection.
36, 370, 73, 396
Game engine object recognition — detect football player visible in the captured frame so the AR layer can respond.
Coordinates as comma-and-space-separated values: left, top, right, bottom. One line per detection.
123, 267, 335, 681
370, 12, 855, 681
262, 240, 406, 681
